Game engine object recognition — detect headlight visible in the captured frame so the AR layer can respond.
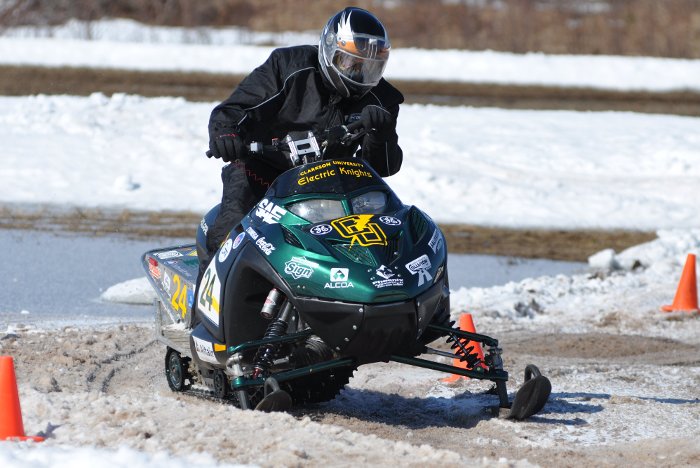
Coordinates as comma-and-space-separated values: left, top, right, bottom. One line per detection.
351, 191, 387, 214
288, 199, 345, 223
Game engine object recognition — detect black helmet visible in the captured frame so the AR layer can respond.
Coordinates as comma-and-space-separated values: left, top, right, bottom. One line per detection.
319, 7, 390, 99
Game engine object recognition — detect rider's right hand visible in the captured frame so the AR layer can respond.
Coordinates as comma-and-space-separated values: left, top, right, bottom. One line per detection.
209, 133, 246, 163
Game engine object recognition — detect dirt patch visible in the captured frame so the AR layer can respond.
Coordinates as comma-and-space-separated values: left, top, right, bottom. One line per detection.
0, 204, 200, 239
3, 65, 700, 116
440, 224, 656, 261
0, 203, 655, 261
502, 332, 700, 361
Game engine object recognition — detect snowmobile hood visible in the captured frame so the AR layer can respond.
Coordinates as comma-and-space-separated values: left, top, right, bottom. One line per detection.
266, 158, 388, 198
240, 159, 447, 304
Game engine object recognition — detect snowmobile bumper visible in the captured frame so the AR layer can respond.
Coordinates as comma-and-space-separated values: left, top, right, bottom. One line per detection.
293, 279, 449, 364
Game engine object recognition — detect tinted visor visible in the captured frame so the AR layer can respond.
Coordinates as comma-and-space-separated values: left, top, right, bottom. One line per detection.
332, 49, 387, 85
339, 35, 390, 59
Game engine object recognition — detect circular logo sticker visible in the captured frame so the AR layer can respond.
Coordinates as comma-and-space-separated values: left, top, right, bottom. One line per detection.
232, 231, 245, 250
310, 224, 333, 235
379, 216, 401, 226
218, 238, 233, 263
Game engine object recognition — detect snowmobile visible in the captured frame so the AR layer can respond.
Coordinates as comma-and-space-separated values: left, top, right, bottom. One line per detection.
142, 122, 551, 419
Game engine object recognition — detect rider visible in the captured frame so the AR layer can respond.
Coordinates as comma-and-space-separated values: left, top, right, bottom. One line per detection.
202, 6, 404, 272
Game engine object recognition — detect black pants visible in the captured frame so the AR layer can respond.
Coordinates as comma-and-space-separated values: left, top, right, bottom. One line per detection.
202, 163, 258, 271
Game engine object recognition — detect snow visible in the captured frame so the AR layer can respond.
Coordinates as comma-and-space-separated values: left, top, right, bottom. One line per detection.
1, 18, 700, 92
1, 19, 699, 467
0, 444, 247, 468
101, 277, 156, 305
2, 94, 699, 230
451, 229, 700, 340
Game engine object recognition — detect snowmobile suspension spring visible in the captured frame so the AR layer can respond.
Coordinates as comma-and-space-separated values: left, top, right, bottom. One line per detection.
252, 301, 293, 379
449, 334, 482, 369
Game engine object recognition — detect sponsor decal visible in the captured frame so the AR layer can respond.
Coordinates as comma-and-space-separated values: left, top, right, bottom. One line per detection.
187, 288, 194, 309
200, 218, 208, 235
333, 160, 367, 168
156, 250, 182, 260
405, 254, 433, 286
310, 224, 333, 236
255, 198, 287, 224
161, 271, 171, 295
371, 265, 404, 288
298, 169, 336, 186
284, 256, 318, 280
325, 267, 354, 289
434, 265, 444, 283
331, 214, 387, 247
245, 226, 259, 240
379, 216, 401, 226
197, 263, 221, 325
337, 166, 372, 179
214, 343, 226, 352
192, 336, 218, 364
299, 162, 332, 177
218, 238, 233, 263
148, 258, 161, 280
187, 248, 198, 257
428, 229, 443, 254
165, 259, 195, 279
232, 231, 245, 250
330, 268, 349, 281
255, 237, 275, 256
298, 161, 337, 186
375, 265, 394, 280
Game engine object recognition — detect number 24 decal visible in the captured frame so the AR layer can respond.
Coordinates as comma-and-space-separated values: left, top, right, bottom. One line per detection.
198, 268, 219, 314
171, 274, 188, 318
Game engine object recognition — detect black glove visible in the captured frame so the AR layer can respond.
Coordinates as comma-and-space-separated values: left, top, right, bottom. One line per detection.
359, 105, 395, 140
208, 132, 246, 163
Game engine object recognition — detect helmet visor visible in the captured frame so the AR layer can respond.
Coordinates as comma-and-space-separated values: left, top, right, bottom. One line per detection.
332, 49, 387, 86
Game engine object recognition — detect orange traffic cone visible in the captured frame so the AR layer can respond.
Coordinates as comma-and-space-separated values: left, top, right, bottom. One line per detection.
661, 253, 699, 313
441, 313, 486, 383
0, 356, 44, 442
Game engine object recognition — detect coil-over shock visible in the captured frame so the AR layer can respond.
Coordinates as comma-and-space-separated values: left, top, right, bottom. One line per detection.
445, 325, 483, 369
252, 289, 293, 379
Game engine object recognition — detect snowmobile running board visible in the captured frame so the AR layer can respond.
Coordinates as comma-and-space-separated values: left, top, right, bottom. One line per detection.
231, 357, 356, 391
227, 329, 314, 354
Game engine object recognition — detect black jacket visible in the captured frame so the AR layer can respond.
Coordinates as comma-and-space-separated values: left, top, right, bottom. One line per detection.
209, 45, 404, 194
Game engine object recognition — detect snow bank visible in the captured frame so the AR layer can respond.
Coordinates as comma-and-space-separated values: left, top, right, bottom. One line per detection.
2, 18, 700, 92
2, 94, 700, 230
451, 229, 700, 339
101, 278, 156, 305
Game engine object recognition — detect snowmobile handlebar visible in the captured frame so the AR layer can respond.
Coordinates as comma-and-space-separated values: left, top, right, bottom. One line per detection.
205, 122, 366, 166
208, 122, 367, 168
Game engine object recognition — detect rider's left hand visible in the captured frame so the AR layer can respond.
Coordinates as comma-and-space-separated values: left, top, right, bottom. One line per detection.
360, 105, 395, 140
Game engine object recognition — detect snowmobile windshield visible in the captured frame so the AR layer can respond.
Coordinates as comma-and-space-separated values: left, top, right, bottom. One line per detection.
288, 198, 346, 223
288, 191, 389, 223
267, 159, 389, 198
